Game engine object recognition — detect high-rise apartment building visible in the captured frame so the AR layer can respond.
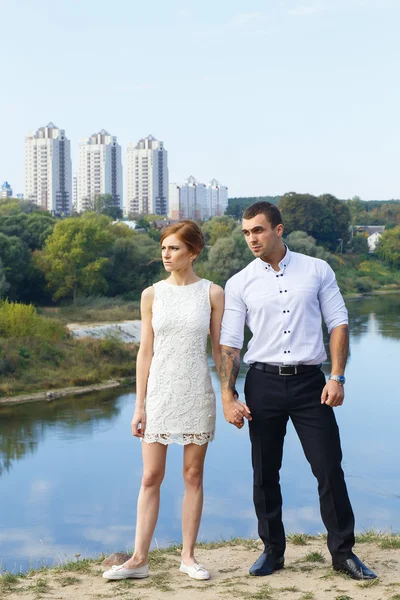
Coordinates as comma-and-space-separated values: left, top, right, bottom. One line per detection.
168, 183, 181, 220
168, 176, 228, 221
24, 123, 72, 214
126, 135, 168, 215
206, 178, 228, 217
1, 181, 13, 199
77, 130, 122, 212
72, 174, 77, 211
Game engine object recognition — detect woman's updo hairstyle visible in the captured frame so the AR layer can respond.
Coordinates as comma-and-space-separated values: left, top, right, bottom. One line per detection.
160, 220, 205, 258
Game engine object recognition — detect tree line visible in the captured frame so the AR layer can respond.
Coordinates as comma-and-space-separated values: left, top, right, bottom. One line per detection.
0, 192, 399, 306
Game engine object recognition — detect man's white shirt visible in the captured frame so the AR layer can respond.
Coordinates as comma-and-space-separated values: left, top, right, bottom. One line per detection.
220, 246, 348, 366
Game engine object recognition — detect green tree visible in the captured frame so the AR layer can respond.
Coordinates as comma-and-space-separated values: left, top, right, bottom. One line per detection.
200, 227, 252, 286
107, 233, 162, 298
226, 196, 281, 219
0, 233, 31, 300
201, 216, 237, 245
36, 213, 115, 303
0, 212, 55, 250
93, 194, 123, 219
0, 258, 9, 298
285, 231, 332, 261
279, 192, 351, 250
376, 227, 400, 268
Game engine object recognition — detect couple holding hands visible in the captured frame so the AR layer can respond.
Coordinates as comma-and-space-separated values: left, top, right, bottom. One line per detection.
103, 202, 376, 583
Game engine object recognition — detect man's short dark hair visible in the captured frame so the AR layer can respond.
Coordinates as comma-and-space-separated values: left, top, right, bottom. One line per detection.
242, 202, 283, 228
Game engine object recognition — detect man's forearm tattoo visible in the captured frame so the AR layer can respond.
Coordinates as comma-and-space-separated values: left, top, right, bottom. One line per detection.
220, 346, 240, 393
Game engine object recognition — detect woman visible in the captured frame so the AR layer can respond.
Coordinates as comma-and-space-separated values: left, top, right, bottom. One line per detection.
103, 220, 224, 582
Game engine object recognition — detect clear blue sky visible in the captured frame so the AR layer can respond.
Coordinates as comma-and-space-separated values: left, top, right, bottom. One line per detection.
2, 0, 399, 200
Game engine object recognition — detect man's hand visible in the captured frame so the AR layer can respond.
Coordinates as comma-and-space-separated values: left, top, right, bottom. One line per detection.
223, 398, 252, 429
321, 380, 344, 407
131, 408, 146, 437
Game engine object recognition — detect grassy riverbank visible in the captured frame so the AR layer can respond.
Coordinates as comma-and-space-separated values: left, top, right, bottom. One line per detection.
1, 533, 399, 600
0, 300, 137, 398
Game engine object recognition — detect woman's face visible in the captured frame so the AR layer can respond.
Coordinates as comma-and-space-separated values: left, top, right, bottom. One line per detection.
161, 234, 194, 272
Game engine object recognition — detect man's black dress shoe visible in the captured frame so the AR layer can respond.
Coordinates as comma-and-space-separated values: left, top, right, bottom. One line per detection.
333, 554, 377, 580
249, 552, 284, 576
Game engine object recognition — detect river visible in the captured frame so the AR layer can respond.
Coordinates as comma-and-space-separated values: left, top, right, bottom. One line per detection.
0, 294, 399, 572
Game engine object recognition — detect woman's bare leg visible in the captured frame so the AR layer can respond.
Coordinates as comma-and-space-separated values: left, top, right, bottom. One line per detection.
123, 441, 168, 568
181, 443, 208, 565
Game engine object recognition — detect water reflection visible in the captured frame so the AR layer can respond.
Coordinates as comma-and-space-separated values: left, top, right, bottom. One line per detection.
0, 390, 122, 476
0, 294, 399, 571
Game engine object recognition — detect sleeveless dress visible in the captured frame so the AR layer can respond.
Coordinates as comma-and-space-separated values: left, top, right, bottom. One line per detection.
143, 278, 216, 445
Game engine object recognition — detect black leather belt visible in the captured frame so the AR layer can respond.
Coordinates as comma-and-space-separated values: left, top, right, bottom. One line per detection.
250, 362, 322, 376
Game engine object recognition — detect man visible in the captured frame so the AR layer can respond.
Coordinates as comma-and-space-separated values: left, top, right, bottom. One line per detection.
219, 201, 376, 580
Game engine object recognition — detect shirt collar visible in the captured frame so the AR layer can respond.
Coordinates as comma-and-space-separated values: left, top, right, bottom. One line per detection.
256, 245, 292, 272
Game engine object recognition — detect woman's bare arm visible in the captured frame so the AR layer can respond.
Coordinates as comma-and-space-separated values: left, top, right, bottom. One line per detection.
132, 286, 154, 437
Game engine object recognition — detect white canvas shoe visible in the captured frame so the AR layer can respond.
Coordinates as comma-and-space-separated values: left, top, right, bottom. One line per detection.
102, 563, 149, 580
179, 561, 210, 580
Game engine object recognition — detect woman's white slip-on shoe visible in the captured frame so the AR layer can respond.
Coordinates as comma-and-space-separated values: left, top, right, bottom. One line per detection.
179, 561, 210, 580
102, 563, 149, 580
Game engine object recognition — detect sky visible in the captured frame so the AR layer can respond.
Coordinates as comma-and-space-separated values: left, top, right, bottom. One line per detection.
1, 0, 399, 200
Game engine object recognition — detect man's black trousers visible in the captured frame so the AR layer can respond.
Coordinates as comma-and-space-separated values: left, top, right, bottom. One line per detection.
244, 366, 355, 563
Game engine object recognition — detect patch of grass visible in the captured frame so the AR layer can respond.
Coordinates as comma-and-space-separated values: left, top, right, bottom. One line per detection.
59, 575, 80, 586
27, 577, 50, 598
0, 572, 24, 593
335, 596, 353, 600
300, 594, 315, 600
380, 537, 400, 549
148, 549, 169, 568
53, 557, 93, 574
143, 572, 173, 592
280, 586, 300, 592
303, 551, 325, 563
357, 577, 380, 588
286, 533, 311, 546
389, 595, 400, 600
241, 584, 275, 600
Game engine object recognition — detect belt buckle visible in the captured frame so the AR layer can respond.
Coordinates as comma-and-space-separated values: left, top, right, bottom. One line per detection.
279, 365, 297, 376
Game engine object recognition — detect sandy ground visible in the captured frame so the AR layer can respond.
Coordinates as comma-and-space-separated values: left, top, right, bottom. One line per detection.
2, 539, 399, 600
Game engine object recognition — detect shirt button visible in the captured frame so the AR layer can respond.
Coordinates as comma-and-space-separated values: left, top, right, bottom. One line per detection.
288, 350, 291, 353
280, 291, 282, 293
280, 274, 283, 277
276, 275, 279, 278
284, 331, 287, 334
284, 351, 287, 354
288, 330, 291, 333
287, 310, 290, 313
283, 310, 286, 313
285, 290, 287, 292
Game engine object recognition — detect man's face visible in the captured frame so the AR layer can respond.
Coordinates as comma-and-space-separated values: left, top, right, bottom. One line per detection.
241, 214, 284, 260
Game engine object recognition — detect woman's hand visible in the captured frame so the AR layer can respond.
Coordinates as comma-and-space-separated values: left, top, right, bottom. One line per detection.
131, 408, 146, 437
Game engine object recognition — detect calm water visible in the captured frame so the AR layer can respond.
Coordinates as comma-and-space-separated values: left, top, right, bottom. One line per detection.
0, 295, 399, 571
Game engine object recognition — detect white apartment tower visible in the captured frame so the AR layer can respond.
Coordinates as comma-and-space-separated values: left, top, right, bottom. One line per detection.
207, 179, 228, 217
77, 130, 122, 212
24, 123, 72, 214
126, 135, 168, 215
72, 174, 77, 212
168, 176, 228, 220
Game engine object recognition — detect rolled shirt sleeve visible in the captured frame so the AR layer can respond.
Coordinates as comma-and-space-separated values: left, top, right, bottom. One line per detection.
319, 262, 348, 334
220, 278, 247, 349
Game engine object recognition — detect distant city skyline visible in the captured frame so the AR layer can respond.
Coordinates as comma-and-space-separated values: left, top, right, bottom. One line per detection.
1, 0, 400, 200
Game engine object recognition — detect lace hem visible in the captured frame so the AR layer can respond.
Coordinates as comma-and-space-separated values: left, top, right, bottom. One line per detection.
142, 432, 214, 446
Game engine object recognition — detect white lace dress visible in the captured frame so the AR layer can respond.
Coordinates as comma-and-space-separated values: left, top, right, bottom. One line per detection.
143, 278, 216, 445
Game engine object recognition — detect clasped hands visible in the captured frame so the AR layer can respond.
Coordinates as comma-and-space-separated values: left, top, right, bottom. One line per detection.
223, 391, 252, 429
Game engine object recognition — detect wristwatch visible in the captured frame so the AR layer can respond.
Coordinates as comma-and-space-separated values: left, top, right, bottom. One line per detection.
329, 374, 346, 385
